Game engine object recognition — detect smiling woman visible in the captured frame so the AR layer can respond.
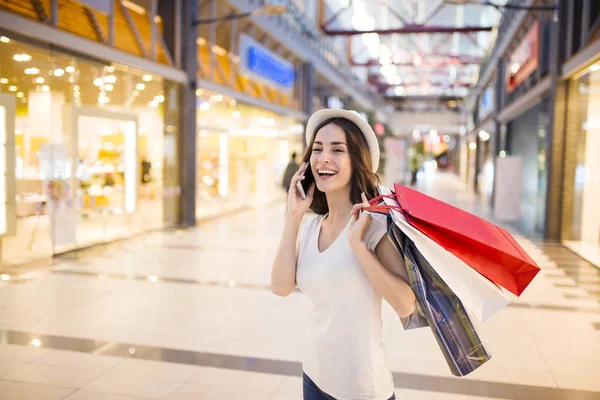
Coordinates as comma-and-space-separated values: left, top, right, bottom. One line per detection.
270, 108, 416, 400
300, 117, 380, 215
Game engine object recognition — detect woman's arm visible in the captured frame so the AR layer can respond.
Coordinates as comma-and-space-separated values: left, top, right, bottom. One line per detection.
271, 162, 315, 297
270, 214, 303, 297
348, 193, 416, 318
351, 234, 416, 318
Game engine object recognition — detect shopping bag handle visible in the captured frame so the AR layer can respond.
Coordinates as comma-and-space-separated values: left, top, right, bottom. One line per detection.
364, 194, 403, 216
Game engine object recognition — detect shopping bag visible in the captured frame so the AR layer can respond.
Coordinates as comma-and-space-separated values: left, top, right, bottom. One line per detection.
369, 186, 512, 323
399, 298, 428, 330
368, 184, 540, 296
386, 219, 492, 377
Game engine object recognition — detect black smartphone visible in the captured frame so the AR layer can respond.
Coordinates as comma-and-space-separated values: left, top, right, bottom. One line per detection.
297, 165, 315, 200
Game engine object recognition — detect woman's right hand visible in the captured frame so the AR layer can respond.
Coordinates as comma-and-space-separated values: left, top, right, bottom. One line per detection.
287, 162, 315, 219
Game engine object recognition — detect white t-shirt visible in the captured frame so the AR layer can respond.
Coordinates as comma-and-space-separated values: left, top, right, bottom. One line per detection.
296, 212, 395, 400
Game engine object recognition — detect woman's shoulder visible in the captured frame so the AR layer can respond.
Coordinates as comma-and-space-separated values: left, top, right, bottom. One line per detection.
299, 213, 321, 238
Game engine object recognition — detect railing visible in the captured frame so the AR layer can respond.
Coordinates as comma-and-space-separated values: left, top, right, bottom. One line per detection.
0, 0, 174, 66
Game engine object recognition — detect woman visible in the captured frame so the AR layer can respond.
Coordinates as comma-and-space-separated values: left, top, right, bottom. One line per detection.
270, 109, 417, 400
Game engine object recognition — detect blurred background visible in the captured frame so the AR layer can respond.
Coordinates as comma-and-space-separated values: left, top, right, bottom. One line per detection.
0, 1, 599, 399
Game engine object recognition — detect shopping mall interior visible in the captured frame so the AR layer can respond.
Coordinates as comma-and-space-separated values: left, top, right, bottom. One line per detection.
0, 0, 599, 399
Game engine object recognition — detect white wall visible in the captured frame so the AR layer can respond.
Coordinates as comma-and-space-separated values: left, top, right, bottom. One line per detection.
389, 111, 463, 136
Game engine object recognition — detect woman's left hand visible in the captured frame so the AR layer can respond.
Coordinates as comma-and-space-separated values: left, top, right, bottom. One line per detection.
348, 192, 372, 248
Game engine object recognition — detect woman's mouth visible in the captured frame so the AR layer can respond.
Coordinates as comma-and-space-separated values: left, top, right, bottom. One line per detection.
317, 169, 337, 181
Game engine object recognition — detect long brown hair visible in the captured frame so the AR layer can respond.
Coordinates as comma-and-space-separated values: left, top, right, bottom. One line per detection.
301, 117, 380, 215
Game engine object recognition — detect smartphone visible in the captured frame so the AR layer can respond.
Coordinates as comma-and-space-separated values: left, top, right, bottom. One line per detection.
296, 169, 307, 200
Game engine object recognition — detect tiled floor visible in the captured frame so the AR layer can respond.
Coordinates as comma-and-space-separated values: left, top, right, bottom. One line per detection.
0, 172, 599, 400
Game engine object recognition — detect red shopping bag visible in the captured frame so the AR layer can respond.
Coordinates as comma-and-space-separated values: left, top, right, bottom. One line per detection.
367, 184, 540, 296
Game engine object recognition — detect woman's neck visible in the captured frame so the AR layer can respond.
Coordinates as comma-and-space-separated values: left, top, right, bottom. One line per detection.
325, 187, 353, 223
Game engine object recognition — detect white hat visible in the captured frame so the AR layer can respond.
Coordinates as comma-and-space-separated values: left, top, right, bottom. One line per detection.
305, 109, 380, 173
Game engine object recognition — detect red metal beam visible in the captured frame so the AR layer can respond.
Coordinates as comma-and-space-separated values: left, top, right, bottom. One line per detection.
322, 25, 494, 36
367, 75, 471, 88
351, 54, 483, 66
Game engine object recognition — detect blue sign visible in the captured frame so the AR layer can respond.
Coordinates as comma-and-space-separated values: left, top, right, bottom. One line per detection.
479, 88, 494, 117
240, 34, 295, 92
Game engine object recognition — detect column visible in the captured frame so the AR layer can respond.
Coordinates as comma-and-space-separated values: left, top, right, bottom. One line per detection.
543, 0, 567, 240
159, 0, 198, 226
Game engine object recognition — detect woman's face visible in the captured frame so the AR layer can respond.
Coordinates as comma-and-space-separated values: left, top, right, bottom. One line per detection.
310, 123, 352, 194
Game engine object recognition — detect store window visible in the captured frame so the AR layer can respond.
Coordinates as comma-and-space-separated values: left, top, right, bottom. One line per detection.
0, 36, 178, 266
562, 61, 600, 265
195, 90, 303, 219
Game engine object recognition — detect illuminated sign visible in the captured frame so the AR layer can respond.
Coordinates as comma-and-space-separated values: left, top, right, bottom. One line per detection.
240, 34, 294, 92
506, 20, 540, 94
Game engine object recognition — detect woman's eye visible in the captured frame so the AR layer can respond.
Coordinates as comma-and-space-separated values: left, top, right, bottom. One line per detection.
312, 148, 322, 153
333, 149, 344, 153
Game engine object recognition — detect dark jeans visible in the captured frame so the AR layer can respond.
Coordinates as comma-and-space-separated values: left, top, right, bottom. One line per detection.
303, 373, 396, 400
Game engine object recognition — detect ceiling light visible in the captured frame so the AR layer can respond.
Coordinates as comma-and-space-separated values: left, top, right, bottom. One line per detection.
0, 78, 7, 84
35, 77, 45, 84
68, 76, 75, 83
143, 74, 152, 82
0, 36, 9, 43
429, 129, 438, 138
25, 67, 40, 75
104, 84, 113, 91
8, 86, 17, 92
469, 142, 477, 150
229, 99, 237, 106
53, 69, 65, 77
413, 55, 422, 67
211, 45, 227, 56
149, 100, 159, 108
155, 95, 165, 103
30, 339, 41, 347
0, 274, 10, 281
98, 96, 109, 104
94, 78, 103, 87
394, 86, 406, 96
478, 130, 490, 141
42, 85, 50, 92
66, 66, 75, 73
104, 75, 117, 84
74, 85, 80, 91
232, 110, 241, 118
590, 64, 600, 72
499, 150, 507, 158
200, 102, 210, 111
13, 53, 32, 62
412, 129, 420, 139
136, 83, 145, 90
210, 94, 223, 102
16, 92, 24, 98
132, 90, 140, 96
105, 65, 115, 73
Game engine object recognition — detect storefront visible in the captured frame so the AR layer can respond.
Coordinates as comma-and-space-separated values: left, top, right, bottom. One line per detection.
0, 35, 180, 266
195, 89, 304, 219
561, 58, 600, 266
475, 87, 496, 201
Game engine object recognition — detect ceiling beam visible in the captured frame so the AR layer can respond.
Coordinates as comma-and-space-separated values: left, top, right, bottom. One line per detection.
351, 54, 482, 66
423, 0, 446, 24
323, 25, 494, 36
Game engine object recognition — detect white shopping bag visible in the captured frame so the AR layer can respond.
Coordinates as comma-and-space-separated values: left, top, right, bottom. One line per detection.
374, 186, 512, 323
